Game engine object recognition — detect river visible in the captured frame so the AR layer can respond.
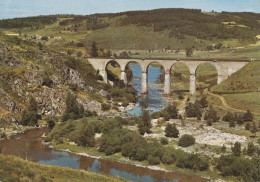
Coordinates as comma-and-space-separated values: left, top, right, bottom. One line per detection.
0, 64, 207, 182
127, 63, 165, 116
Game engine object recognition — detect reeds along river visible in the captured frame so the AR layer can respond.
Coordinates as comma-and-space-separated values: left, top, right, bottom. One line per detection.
0, 129, 206, 182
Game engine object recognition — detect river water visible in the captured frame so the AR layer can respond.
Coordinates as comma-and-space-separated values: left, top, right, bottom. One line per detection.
0, 64, 206, 182
127, 63, 165, 116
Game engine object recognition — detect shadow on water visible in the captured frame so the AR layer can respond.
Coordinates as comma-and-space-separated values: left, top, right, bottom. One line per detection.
0, 129, 206, 182
127, 63, 165, 116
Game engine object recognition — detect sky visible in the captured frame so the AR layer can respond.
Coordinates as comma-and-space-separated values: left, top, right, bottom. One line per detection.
0, 0, 259, 19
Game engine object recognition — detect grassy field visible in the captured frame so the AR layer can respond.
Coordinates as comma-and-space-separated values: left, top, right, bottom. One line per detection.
0, 154, 126, 182
223, 92, 260, 115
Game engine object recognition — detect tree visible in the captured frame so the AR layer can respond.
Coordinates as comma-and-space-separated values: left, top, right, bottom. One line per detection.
138, 110, 152, 135
178, 134, 195, 147
204, 107, 220, 124
165, 123, 179, 138
185, 47, 193, 57
229, 120, 236, 128
247, 142, 255, 156
245, 122, 251, 130
243, 110, 253, 122
38, 42, 43, 50
232, 142, 241, 156
76, 51, 83, 58
91, 41, 98, 57
62, 93, 84, 122
20, 97, 39, 126
250, 122, 258, 136
46, 117, 55, 129
77, 120, 95, 147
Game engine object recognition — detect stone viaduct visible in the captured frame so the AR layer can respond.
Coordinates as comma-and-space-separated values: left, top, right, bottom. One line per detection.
88, 58, 250, 95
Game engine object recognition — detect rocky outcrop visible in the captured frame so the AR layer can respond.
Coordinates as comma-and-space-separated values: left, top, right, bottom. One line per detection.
0, 39, 103, 122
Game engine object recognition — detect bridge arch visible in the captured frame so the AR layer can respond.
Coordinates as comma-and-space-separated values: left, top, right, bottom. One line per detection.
124, 61, 142, 84
104, 59, 122, 84
195, 62, 218, 91
170, 62, 191, 92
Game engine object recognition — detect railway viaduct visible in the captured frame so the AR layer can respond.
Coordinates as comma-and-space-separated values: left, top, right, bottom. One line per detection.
88, 58, 250, 95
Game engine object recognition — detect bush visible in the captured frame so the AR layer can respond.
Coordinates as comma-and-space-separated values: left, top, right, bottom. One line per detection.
147, 155, 160, 165
101, 103, 111, 111
122, 100, 129, 107
160, 137, 169, 145
178, 134, 195, 147
161, 150, 175, 165
46, 117, 55, 129
165, 124, 179, 138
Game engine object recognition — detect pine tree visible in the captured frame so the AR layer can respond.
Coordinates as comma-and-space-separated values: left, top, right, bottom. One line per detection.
165, 123, 179, 138
232, 142, 241, 156
247, 142, 255, 156
138, 110, 152, 135
243, 110, 253, 122
250, 122, 257, 136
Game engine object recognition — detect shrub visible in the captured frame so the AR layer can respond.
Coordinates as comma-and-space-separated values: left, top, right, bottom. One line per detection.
161, 150, 175, 165
178, 134, 195, 147
122, 100, 129, 107
160, 137, 169, 145
165, 124, 179, 138
101, 103, 111, 111
147, 155, 160, 165
46, 117, 55, 129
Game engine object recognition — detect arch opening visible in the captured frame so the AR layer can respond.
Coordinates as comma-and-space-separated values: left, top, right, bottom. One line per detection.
195, 62, 218, 91
146, 61, 165, 92
170, 62, 190, 93
105, 60, 121, 84
125, 61, 142, 85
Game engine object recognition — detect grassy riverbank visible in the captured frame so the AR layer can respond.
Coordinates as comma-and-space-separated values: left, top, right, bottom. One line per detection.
0, 154, 127, 182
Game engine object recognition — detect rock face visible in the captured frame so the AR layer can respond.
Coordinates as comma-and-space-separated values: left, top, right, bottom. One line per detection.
0, 39, 102, 122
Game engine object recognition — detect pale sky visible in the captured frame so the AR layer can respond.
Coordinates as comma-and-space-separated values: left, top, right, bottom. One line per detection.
0, 0, 259, 19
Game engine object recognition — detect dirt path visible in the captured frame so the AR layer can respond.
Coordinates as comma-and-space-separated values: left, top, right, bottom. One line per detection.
207, 91, 260, 116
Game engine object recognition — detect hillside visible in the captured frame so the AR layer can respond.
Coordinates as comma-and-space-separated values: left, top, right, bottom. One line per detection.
0, 32, 105, 124
0, 9, 259, 59
210, 61, 260, 114
212, 62, 260, 93
0, 154, 126, 182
